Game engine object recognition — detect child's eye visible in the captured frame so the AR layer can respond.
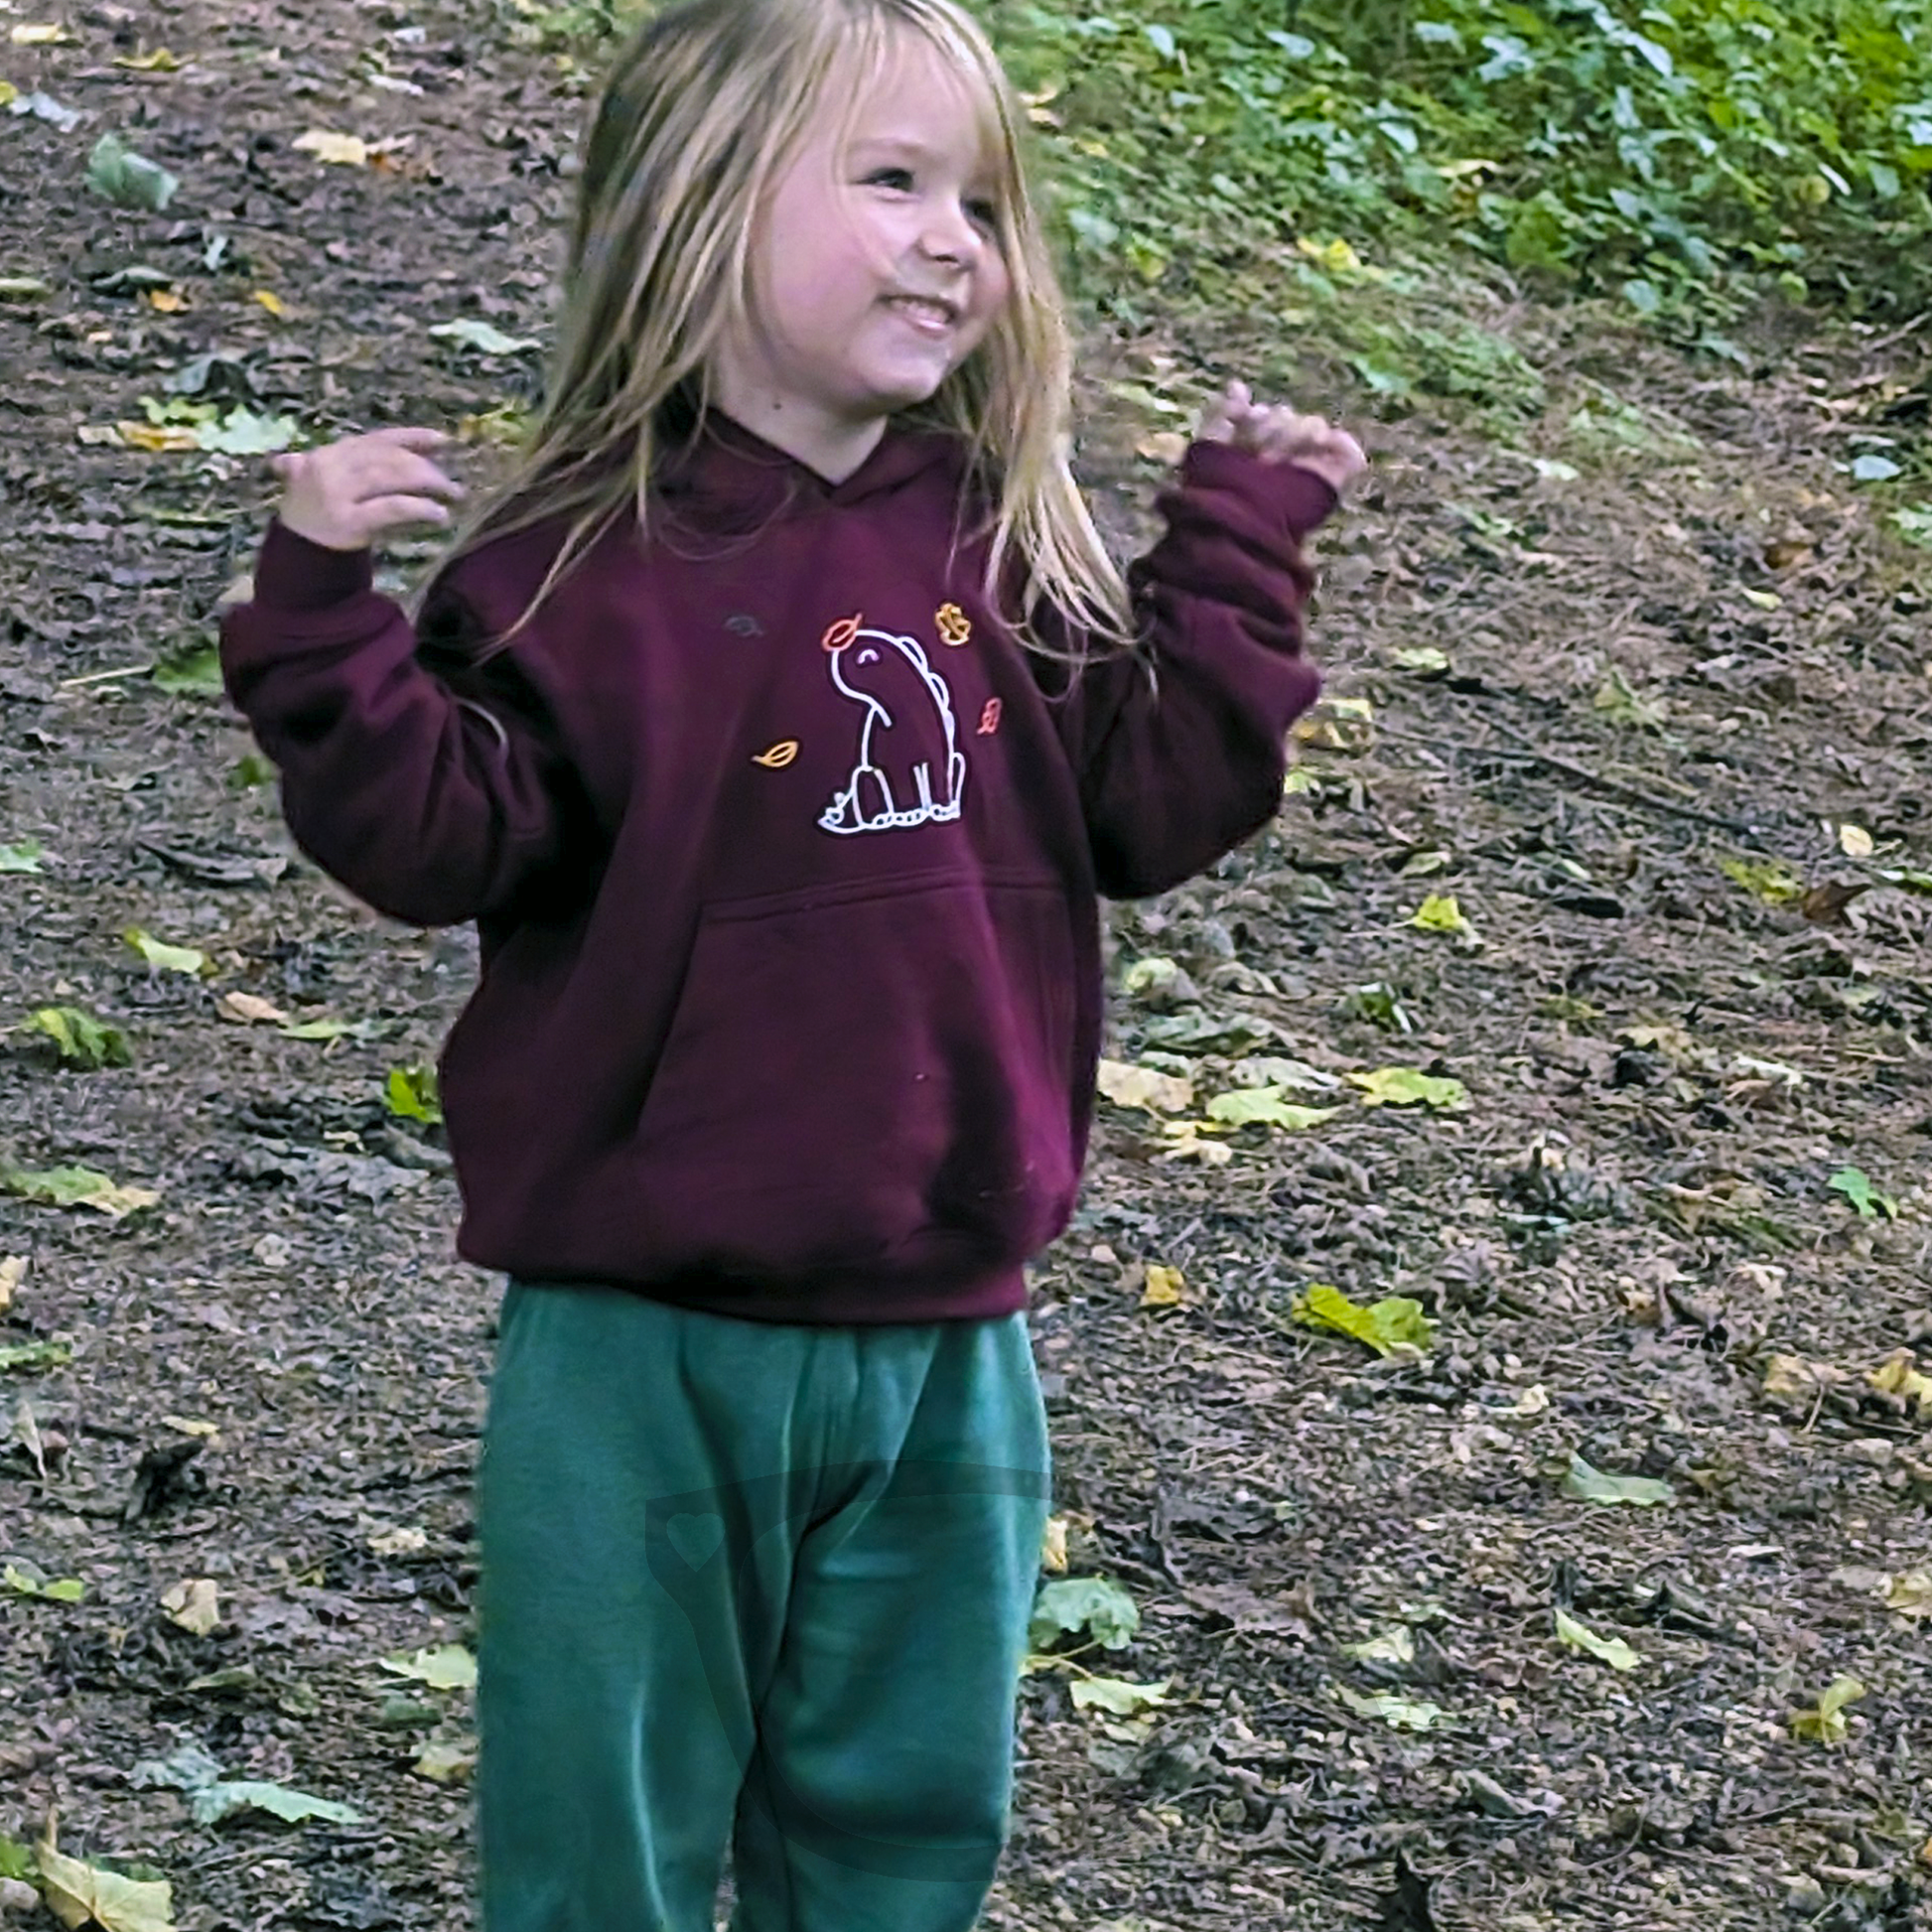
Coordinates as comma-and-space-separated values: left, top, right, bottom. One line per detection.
965, 199, 1000, 230
866, 167, 915, 191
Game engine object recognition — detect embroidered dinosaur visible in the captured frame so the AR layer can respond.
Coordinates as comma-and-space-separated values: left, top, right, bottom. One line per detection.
817, 614, 967, 836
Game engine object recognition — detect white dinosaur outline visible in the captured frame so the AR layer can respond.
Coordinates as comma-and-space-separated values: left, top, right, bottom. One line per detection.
818, 620, 967, 836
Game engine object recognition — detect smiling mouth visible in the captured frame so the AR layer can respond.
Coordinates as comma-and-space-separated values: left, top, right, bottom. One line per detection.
884, 295, 959, 334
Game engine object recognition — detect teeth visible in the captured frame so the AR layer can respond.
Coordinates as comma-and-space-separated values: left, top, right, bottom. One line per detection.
893, 298, 952, 325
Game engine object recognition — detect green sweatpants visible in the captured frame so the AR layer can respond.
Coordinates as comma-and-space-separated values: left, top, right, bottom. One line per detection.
476, 1282, 1052, 1932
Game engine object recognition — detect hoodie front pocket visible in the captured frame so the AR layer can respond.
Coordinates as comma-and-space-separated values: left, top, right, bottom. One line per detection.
627, 871, 1078, 1281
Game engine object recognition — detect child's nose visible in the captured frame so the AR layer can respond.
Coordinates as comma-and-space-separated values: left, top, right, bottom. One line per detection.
920, 203, 984, 265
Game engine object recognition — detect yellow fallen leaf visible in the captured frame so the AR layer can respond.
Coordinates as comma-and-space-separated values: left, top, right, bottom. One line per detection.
414, 1740, 476, 1782
367, 1524, 427, 1556
1095, 1057, 1193, 1114
1410, 893, 1475, 939
1153, 1121, 1232, 1166
1868, 1350, 1932, 1414
144, 288, 186, 314
1762, 1353, 1842, 1405
1141, 1264, 1187, 1309
35, 1832, 175, 1932
1039, 1515, 1068, 1574
112, 48, 183, 70
1297, 234, 1363, 275
252, 289, 287, 318
115, 422, 200, 454
0, 1255, 24, 1316
11, 24, 73, 45
1789, 1675, 1864, 1744
1134, 431, 1187, 465
293, 129, 369, 167
380, 1643, 477, 1690
216, 992, 288, 1026
1840, 824, 1874, 859
1881, 1569, 1932, 1617
160, 1578, 220, 1635
1555, 1605, 1642, 1671
1292, 1283, 1436, 1356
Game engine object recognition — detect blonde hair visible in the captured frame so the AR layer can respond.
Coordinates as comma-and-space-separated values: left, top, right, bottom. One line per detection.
442, 0, 1133, 658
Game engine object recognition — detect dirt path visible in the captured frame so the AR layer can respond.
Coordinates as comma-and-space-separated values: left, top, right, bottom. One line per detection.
2, 4, 1929, 1928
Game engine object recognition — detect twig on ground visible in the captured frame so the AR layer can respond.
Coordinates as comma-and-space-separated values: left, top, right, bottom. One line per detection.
1378, 716, 1770, 837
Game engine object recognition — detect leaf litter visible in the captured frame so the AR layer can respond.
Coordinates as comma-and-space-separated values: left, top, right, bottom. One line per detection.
5, 4, 1932, 1929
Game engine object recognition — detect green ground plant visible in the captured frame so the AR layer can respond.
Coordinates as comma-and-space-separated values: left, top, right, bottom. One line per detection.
510, 0, 1932, 320
983, 0, 1932, 321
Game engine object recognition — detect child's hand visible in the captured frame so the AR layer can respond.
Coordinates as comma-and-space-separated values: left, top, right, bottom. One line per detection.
269, 427, 466, 552
1197, 380, 1366, 496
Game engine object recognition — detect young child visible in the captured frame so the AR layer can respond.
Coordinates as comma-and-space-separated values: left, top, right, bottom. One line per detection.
219, 0, 1363, 1925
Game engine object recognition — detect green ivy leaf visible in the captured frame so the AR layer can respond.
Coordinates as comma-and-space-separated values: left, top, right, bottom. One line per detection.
385, 1063, 444, 1126
27, 1007, 132, 1069
1029, 1576, 1141, 1653
1790, 1676, 1865, 1744
0, 1165, 159, 1218
151, 646, 225, 697
1291, 1283, 1436, 1356
1555, 1606, 1641, 1671
380, 1643, 478, 1690
1347, 1066, 1468, 1110
123, 926, 208, 975
87, 131, 181, 211
1829, 1167, 1897, 1220
1068, 1675, 1169, 1717
1562, 1451, 1672, 1507
1204, 1087, 1337, 1131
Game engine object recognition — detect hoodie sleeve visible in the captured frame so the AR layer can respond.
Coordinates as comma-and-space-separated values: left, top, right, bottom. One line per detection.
1035, 441, 1334, 900
218, 521, 590, 929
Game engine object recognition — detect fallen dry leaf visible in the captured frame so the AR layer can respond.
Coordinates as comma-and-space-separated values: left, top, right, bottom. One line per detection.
36, 1832, 175, 1932
293, 129, 368, 166
161, 1578, 220, 1635
216, 992, 288, 1026
1141, 1264, 1189, 1309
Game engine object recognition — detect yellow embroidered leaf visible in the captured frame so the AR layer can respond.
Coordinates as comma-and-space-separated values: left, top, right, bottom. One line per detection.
934, 602, 971, 646
753, 741, 799, 769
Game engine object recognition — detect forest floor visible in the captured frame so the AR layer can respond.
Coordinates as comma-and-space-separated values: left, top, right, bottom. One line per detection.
3, 1, 1931, 1929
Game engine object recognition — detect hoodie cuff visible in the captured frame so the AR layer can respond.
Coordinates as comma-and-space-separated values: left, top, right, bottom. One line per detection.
1178, 440, 1339, 538
250, 520, 376, 613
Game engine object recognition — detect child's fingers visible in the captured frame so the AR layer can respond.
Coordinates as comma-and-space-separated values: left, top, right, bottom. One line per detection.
361, 493, 458, 527
1197, 377, 1258, 444
363, 425, 452, 453
1252, 409, 1330, 459
345, 449, 466, 506
1196, 399, 1234, 443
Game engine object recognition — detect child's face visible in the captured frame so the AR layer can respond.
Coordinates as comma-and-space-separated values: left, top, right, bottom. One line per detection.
716, 35, 1012, 461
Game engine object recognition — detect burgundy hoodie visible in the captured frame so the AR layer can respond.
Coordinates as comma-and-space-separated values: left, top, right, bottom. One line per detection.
219, 415, 1332, 1322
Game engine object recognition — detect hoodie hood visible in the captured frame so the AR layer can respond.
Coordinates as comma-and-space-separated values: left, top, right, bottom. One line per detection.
653, 404, 971, 536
